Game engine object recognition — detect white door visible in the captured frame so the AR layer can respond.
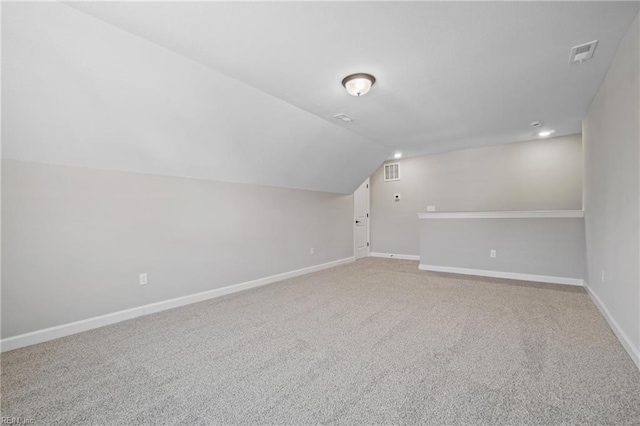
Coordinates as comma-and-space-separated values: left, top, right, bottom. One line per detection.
354, 178, 370, 259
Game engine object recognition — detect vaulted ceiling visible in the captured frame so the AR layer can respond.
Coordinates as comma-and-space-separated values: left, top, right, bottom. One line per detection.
3, 2, 638, 194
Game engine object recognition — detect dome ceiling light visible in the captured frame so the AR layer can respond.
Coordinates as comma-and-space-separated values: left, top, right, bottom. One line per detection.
342, 73, 376, 97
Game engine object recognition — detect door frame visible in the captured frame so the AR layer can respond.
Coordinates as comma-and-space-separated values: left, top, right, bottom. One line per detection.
353, 178, 371, 259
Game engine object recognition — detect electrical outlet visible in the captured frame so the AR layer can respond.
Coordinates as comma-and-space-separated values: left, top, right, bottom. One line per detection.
310, 247, 314, 255
427, 205, 436, 212
139, 273, 148, 286
490, 250, 497, 258
601, 270, 605, 284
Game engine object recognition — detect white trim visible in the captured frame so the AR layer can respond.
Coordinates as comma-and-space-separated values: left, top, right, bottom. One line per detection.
354, 178, 370, 259
418, 264, 584, 286
418, 210, 585, 219
584, 284, 640, 371
371, 252, 420, 261
0, 257, 354, 353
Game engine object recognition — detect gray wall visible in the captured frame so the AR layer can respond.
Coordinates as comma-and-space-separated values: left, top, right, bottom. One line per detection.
583, 14, 639, 352
420, 217, 586, 279
371, 135, 583, 256
1, 160, 354, 338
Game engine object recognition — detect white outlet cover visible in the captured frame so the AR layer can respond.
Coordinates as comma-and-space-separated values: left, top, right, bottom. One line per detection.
310, 247, 314, 255
490, 250, 497, 258
139, 273, 148, 285
427, 205, 436, 212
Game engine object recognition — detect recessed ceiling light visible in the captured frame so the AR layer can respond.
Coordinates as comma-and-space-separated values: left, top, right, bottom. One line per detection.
538, 130, 555, 138
530, 121, 544, 128
342, 73, 376, 97
394, 152, 402, 159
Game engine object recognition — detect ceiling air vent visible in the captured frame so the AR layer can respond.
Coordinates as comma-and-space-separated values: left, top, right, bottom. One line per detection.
333, 113, 354, 123
569, 40, 598, 64
384, 163, 400, 181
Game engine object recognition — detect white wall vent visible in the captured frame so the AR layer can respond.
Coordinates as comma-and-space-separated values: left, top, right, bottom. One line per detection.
569, 40, 598, 64
333, 113, 354, 123
384, 163, 400, 181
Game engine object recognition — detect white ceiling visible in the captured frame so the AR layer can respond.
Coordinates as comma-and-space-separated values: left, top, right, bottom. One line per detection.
3, 2, 638, 194
2, 2, 389, 194
66, 1, 639, 156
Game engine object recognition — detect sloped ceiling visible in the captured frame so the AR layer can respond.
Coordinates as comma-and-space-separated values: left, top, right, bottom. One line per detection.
2, 2, 389, 194
3, 2, 639, 194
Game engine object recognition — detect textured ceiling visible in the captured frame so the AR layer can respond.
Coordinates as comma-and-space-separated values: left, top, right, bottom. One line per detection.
3, 2, 638, 194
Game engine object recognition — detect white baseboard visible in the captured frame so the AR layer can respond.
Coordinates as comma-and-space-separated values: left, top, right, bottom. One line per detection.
418, 264, 585, 286
584, 284, 640, 371
370, 252, 420, 261
0, 257, 354, 353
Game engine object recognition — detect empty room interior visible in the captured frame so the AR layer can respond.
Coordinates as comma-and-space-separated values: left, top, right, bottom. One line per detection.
2, 1, 640, 424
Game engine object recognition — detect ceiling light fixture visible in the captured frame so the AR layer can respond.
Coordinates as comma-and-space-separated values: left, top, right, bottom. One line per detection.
538, 130, 555, 138
394, 152, 402, 159
342, 73, 376, 97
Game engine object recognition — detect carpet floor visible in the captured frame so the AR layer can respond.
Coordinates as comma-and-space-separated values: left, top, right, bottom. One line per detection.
2, 258, 639, 425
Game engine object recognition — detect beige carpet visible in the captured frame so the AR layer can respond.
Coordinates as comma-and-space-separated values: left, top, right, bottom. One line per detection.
2, 258, 639, 425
